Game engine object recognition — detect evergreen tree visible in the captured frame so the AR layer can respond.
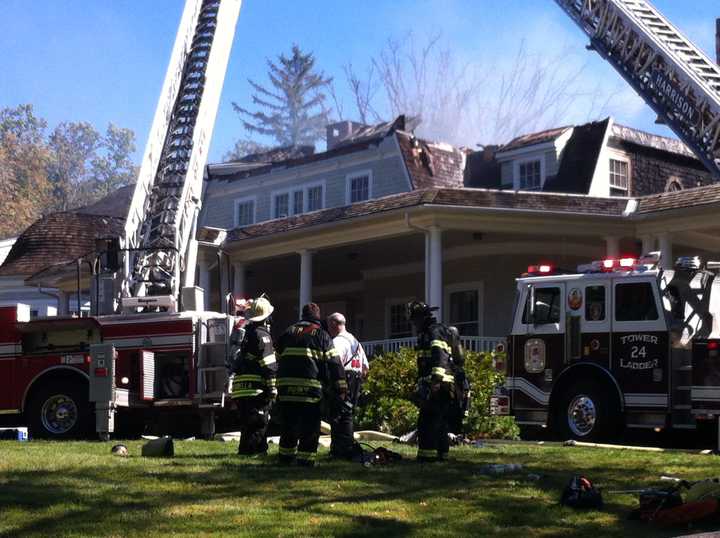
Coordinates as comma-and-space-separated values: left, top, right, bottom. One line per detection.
232, 45, 332, 148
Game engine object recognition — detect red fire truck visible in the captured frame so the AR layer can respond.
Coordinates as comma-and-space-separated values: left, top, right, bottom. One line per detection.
0, 305, 231, 439
491, 254, 720, 440
0, 0, 243, 439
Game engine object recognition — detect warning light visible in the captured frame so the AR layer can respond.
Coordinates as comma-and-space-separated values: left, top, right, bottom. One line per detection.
619, 257, 636, 268
602, 259, 615, 270
708, 341, 719, 350
527, 264, 554, 275
94, 368, 108, 377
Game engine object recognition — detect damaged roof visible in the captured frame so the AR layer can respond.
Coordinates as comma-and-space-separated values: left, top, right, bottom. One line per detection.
396, 131, 465, 190
635, 183, 720, 214
500, 126, 570, 152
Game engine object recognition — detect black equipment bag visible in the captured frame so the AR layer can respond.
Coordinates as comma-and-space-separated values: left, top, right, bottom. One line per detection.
560, 475, 604, 509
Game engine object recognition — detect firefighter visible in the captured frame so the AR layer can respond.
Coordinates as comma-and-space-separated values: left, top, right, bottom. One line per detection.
407, 300, 456, 462
447, 325, 471, 435
326, 312, 369, 459
276, 303, 346, 467
229, 296, 277, 455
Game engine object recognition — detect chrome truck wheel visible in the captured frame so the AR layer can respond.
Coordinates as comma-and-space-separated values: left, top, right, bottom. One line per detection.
40, 394, 79, 435
567, 394, 597, 437
27, 381, 91, 439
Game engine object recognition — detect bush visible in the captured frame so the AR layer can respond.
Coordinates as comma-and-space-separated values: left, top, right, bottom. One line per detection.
356, 347, 518, 439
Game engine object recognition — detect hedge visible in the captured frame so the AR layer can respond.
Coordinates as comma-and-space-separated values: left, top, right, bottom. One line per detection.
355, 348, 518, 439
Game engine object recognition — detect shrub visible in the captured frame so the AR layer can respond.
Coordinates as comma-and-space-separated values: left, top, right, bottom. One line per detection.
356, 347, 518, 439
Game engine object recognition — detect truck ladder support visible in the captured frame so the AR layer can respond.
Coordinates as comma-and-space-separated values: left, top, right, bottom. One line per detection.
120, 0, 241, 311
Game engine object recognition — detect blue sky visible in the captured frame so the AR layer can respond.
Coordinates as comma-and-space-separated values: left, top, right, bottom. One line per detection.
0, 1, 717, 162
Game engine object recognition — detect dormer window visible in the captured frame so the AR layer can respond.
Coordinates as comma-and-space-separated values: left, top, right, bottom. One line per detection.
346, 170, 373, 204
609, 157, 630, 195
518, 159, 542, 190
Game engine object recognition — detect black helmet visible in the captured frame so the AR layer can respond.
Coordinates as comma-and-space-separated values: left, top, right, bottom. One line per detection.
406, 301, 438, 321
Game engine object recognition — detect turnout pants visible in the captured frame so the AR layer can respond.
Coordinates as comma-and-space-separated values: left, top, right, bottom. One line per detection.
417, 396, 451, 462
235, 396, 271, 455
278, 402, 321, 466
330, 372, 362, 458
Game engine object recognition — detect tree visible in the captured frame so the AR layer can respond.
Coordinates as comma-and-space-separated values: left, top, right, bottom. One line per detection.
336, 34, 617, 147
222, 139, 271, 163
232, 45, 332, 148
0, 104, 136, 236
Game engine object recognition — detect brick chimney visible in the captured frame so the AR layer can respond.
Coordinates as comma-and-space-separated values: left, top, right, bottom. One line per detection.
326, 120, 367, 150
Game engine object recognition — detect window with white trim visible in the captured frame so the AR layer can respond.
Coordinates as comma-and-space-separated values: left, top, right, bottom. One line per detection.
273, 192, 290, 219
307, 184, 323, 212
347, 171, 371, 204
234, 197, 256, 227
519, 160, 542, 190
609, 158, 629, 192
445, 283, 483, 336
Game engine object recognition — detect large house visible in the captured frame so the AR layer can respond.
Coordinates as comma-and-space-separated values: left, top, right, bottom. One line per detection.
4, 115, 720, 352
197, 116, 720, 351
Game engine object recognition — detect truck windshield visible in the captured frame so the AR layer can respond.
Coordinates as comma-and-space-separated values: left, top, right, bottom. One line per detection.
522, 287, 561, 324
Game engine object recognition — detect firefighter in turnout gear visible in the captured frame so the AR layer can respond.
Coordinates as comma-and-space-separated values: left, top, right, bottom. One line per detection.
229, 297, 277, 455
276, 303, 346, 467
407, 301, 456, 462
447, 325, 471, 434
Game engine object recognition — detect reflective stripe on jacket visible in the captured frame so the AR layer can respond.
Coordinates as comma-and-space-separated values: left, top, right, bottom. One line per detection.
276, 318, 346, 404
230, 323, 276, 399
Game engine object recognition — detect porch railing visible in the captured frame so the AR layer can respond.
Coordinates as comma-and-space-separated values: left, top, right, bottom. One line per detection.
360, 335, 506, 356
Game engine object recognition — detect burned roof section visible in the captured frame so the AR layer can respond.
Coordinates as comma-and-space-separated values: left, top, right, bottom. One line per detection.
501, 126, 570, 152
396, 131, 465, 190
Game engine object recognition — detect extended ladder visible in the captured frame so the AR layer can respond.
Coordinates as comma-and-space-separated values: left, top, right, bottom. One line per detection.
120, 0, 241, 311
554, 0, 720, 177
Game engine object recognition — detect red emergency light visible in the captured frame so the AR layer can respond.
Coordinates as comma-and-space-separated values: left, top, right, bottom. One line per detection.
708, 341, 719, 350
94, 368, 108, 377
527, 264, 554, 275
601, 257, 637, 271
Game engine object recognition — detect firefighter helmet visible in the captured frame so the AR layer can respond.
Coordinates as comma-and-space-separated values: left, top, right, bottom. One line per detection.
406, 301, 438, 321
245, 296, 274, 322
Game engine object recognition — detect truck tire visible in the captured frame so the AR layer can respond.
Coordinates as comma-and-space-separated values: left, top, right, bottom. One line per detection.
27, 382, 92, 439
555, 381, 620, 442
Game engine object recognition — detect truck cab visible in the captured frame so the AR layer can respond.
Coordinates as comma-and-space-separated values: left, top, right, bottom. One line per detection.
492, 254, 720, 441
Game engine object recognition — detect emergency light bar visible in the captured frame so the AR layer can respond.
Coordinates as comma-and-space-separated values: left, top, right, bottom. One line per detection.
577, 257, 640, 274
526, 264, 554, 276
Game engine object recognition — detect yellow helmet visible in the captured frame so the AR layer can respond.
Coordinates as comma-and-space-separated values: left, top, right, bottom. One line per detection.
245, 296, 274, 322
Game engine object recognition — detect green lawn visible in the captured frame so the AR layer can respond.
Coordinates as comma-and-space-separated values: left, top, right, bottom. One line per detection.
1, 440, 720, 537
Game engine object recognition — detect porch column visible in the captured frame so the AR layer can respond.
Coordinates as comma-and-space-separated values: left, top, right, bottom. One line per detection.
428, 226, 443, 322
299, 250, 313, 313
604, 235, 620, 258
232, 262, 246, 298
57, 291, 69, 316
199, 259, 212, 310
658, 233, 673, 270
640, 235, 655, 255
424, 233, 431, 303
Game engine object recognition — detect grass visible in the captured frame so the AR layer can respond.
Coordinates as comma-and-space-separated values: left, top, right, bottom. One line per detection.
1, 440, 720, 537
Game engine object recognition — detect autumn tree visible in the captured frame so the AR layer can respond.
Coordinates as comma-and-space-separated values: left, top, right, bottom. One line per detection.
232, 45, 332, 149
0, 104, 137, 237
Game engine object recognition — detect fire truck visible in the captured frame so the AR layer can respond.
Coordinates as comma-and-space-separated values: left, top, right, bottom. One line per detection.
491, 254, 720, 440
0, 0, 243, 440
490, 0, 720, 440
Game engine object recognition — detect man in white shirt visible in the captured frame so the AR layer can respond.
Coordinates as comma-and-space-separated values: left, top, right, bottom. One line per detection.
327, 312, 369, 459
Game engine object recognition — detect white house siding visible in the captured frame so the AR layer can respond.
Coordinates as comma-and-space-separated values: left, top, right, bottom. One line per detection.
0, 238, 16, 266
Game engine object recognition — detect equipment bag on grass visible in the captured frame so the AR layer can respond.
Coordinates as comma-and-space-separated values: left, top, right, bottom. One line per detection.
560, 475, 603, 509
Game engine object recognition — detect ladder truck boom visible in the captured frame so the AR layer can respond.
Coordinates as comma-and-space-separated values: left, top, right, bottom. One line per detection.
121, 0, 241, 312
554, 0, 720, 178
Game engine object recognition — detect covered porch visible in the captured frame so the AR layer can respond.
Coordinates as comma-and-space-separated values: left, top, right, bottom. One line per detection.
200, 192, 720, 349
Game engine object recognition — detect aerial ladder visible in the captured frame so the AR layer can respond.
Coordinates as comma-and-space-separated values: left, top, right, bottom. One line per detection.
554, 0, 720, 178
117, 0, 241, 313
